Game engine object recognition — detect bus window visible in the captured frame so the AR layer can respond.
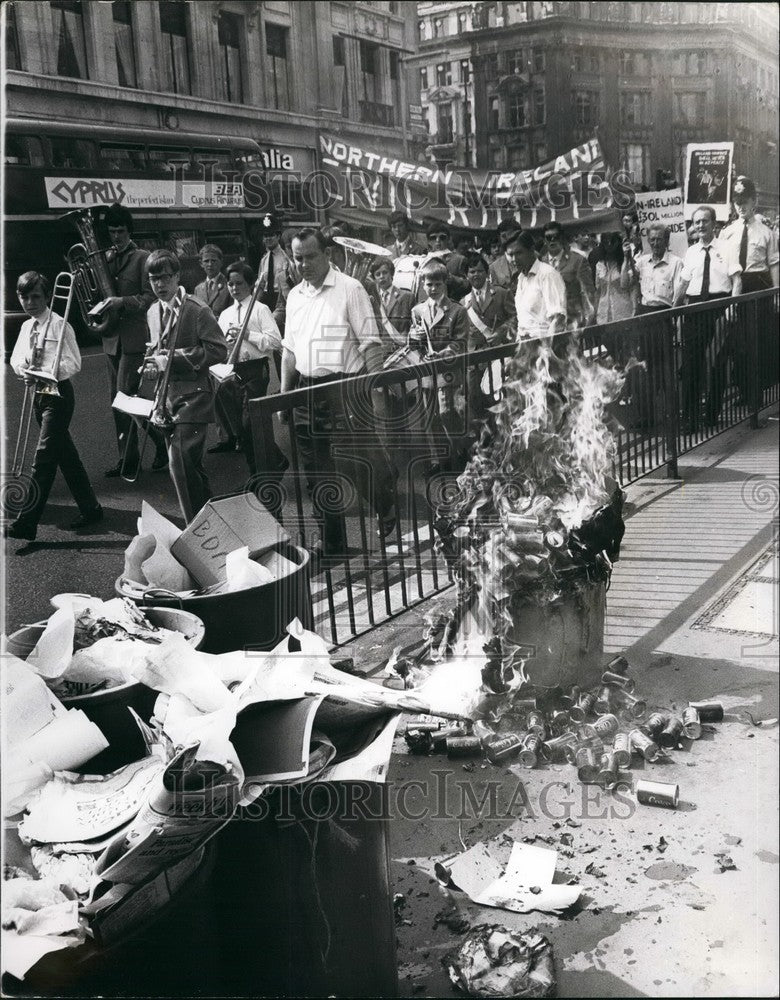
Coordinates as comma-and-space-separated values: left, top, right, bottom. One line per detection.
133, 232, 162, 253
149, 146, 189, 173
100, 143, 146, 171
50, 137, 96, 170
208, 231, 244, 258
4, 135, 46, 166
190, 148, 235, 177
167, 230, 199, 256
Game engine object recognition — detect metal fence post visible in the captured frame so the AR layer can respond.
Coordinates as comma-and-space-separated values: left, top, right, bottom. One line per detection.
661, 313, 680, 479
749, 297, 761, 430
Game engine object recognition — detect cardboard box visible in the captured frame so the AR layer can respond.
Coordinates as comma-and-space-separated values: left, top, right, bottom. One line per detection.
171, 495, 290, 588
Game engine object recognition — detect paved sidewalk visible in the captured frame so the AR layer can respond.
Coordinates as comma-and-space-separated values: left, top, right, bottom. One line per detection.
344, 412, 779, 999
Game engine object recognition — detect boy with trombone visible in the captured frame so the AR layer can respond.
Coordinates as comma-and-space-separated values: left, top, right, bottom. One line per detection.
5, 271, 101, 542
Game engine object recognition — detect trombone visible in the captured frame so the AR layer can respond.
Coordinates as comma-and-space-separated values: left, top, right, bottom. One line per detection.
12, 272, 76, 477
209, 272, 264, 386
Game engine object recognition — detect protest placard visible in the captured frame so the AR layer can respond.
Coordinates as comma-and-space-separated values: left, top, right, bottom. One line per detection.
684, 142, 734, 221
634, 188, 688, 258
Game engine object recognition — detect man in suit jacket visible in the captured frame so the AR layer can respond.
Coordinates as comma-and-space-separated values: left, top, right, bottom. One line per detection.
100, 203, 164, 478
386, 211, 428, 259
144, 250, 228, 523
369, 257, 414, 355
488, 218, 522, 292
422, 221, 470, 302
193, 244, 231, 317
540, 222, 596, 328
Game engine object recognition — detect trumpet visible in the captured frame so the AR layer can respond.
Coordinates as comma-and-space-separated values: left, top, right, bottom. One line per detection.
332, 235, 392, 284
61, 208, 117, 335
12, 272, 75, 477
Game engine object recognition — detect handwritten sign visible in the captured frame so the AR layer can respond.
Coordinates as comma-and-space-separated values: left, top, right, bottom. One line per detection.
683, 142, 733, 221
634, 188, 688, 259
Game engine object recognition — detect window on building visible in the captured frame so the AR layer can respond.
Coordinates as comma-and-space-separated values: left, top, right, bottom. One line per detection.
458, 11, 469, 31
360, 39, 379, 102
484, 52, 499, 80
437, 102, 454, 142
418, 20, 426, 39
159, 0, 190, 94
6, 1, 21, 71
620, 49, 651, 76
676, 50, 708, 75
216, 10, 243, 102
506, 49, 524, 75
508, 91, 527, 127
489, 95, 500, 130
333, 36, 347, 115
620, 141, 650, 185
532, 48, 545, 72
50, 1, 88, 79
112, 2, 137, 87
620, 91, 651, 125
574, 90, 600, 126
420, 66, 428, 90
389, 1, 399, 13
389, 49, 401, 108
573, 48, 600, 73
436, 62, 452, 87
460, 59, 471, 85
265, 23, 290, 110
491, 147, 504, 170
533, 87, 545, 124
627, 2, 642, 20
535, 142, 547, 162
674, 91, 706, 124
508, 145, 527, 170
433, 17, 443, 37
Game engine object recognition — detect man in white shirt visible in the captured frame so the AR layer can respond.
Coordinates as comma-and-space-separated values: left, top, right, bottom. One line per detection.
674, 206, 740, 431
507, 231, 567, 341
281, 228, 396, 561
5, 271, 101, 542
215, 262, 287, 478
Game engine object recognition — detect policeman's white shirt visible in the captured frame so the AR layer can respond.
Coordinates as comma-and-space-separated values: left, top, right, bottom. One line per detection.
720, 216, 780, 273
218, 295, 282, 362
679, 239, 739, 297
514, 259, 567, 340
10, 308, 81, 381
282, 266, 382, 377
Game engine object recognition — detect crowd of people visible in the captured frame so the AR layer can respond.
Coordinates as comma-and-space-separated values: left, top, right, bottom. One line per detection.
5, 177, 778, 567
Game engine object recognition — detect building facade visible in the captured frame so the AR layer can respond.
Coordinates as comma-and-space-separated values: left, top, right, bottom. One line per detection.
411, 1, 779, 212
4, 0, 420, 218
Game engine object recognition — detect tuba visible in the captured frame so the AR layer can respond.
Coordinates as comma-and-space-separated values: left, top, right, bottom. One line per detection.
332, 236, 392, 284
60, 208, 117, 335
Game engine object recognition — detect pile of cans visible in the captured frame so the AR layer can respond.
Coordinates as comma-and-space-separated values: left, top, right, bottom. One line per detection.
404, 655, 723, 798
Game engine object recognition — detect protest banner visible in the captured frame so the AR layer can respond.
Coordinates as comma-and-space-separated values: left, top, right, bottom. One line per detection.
684, 142, 734, 221
634, 188, 688, 258
318, 134, 628, 230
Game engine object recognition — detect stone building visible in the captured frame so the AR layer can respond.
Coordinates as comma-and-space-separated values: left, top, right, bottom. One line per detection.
411, 1, 779, 212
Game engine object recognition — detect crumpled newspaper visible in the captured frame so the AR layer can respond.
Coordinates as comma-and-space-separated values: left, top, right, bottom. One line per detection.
445, 924, 555, 998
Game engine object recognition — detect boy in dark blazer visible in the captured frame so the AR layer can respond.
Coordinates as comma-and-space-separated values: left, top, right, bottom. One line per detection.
461, 252, 516, 347
193, 244, 231, 317
144, 250, 228, 523
369, 257, 414, 355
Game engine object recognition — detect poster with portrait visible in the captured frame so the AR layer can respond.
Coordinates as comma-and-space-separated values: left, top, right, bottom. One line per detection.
684, 142, 734, 221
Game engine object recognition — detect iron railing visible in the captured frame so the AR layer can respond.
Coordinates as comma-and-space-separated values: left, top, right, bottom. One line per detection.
249, 288, 779, 646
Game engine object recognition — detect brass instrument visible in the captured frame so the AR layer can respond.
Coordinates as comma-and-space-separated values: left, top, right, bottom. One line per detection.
12, 272, 75, 477
332, 235, 392, 284
118, 294, 183, 482
60, 208, 116, 335
209, 273, 264, 385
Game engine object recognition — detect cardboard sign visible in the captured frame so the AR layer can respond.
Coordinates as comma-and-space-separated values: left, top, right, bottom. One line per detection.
683, 142, 734, 221
170, 495, 290, 588
634, 188, 688, 259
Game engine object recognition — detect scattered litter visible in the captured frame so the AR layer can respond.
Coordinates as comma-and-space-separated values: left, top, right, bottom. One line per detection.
739, 711, 778, 728
657, 837, 668, 854
434, 905, 472, 934
445, 925, 555, 998
715, 853, 737, 873
560, 833, 574, 847
584, 862, 606, 879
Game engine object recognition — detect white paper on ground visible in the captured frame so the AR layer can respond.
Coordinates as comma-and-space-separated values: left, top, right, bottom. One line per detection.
8, 710, 108, 776
25, 607, 74, 681
112, 391, 154, 417
4, 654, 67, 745
18, 756, 165, 845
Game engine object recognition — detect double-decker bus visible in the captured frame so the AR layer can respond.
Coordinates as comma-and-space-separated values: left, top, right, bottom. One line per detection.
4, 119, 317, 345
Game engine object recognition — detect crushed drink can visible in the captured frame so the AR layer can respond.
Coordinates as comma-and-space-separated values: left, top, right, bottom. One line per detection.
432, 725, 468, 751
446, 736, 482, 757
594, 686, 614, 714
601, 670, 636, 693
682, 707, 702, 740
575, 746, 600, 783
485, 733, 524, 764
612, 732, 631, 768
549, 710, 571, 736
629, 728, 660, 762
636, 779, 679, 809
643, 712, 669, 737
591, 713, 619, 740
614, 690, 647, 720
658, 717, 684, 749
599, 751, 619, 788
688, 700, 723, 723
512, 696, 539, 714
519, 734, 543, 769
525, 710, 547, 737
404, 729, 433, 754
543, 732, 577, 760
605, 655, 630, 675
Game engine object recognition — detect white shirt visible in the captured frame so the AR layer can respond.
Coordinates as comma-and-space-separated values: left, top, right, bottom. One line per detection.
632, 251, 684, 307
282, 267, 382, 376
10, 309, 81, 382
720, 216, 779, 273
514, 259, 567, 340
218, 296, 282, 362
679, 240, 738, 296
